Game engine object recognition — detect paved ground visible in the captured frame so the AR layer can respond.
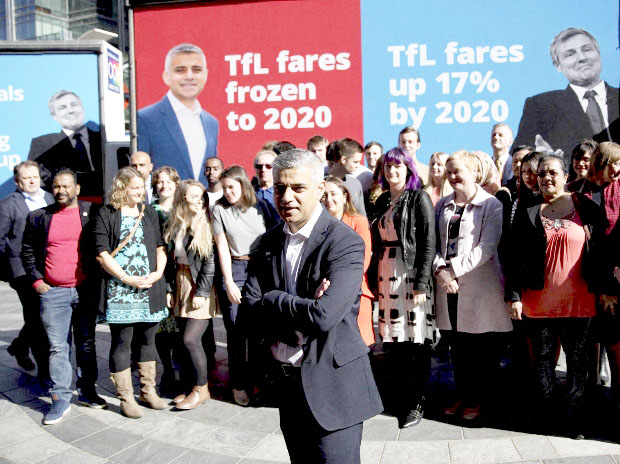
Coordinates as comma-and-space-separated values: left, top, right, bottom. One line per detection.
2, 280, 620, 463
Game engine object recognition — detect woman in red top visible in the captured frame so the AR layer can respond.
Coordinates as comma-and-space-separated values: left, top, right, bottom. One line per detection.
507, 154, 602, 437
322, 176, 374, 345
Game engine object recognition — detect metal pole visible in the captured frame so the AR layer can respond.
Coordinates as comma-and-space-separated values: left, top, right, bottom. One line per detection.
127, 2, 137, 153
5, 0, 16, 40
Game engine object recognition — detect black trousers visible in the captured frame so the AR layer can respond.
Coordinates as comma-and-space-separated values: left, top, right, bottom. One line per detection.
9, 276, 49, 375
524, 315, 592, 413
274, 363, 363, 464
442, 294, 505, 406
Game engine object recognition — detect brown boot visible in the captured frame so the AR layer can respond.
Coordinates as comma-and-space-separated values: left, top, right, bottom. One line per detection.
110, 369, 144, 419
175, 385, 210, 410
172, 393, 187, 404
137, 361, 168, 410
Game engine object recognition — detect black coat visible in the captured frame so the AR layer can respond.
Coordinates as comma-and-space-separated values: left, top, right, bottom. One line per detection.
244, 208, 383, 431
21, 201, 99, 309
368, 189, 435, 296
505, 193, 606, 301
91, 204, 166, 315
0, 190, 54, 280
165, 234, 215, 298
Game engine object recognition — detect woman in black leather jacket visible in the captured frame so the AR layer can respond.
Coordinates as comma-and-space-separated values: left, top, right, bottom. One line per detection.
368, 146, 436, 429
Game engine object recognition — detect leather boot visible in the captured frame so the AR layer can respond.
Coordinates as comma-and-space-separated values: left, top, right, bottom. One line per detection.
110, 369, 143, 419
175, 385, 210, 410
137, 361, 168, 410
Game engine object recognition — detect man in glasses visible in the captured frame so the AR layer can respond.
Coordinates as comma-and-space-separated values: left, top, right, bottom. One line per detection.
253, 149, 277, 209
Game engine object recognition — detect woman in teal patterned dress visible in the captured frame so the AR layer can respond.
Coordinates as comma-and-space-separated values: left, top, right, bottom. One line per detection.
93, 167, 169, 418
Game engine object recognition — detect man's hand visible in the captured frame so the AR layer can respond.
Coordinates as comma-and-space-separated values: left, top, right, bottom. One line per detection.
508, 301, 523, 320
35, 282, 51, 294
435, 267, 455, 287
166, 293, 174, 308
314, 278, 331, 299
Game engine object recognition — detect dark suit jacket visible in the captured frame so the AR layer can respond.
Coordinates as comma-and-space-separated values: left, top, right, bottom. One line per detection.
244, 208, 383, 431
0, 190, 54, 280
21, 201, 99, 309
500, 155, 513, 187
137, 96, 219, 185
28, 127, 103, 196
514, 83, 620, 166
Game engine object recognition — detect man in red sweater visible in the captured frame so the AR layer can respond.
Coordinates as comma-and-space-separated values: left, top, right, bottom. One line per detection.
22, 169, 106, 425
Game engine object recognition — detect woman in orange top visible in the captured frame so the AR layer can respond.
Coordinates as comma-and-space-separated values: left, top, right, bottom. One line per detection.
323, 176, 375, 345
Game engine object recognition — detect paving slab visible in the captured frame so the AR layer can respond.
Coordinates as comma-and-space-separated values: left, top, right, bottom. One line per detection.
448, 437, 522, 464
108, 438, 189, 464
380, 440, 450, 464
34, 447, 108, 464
72, 428, 144, 458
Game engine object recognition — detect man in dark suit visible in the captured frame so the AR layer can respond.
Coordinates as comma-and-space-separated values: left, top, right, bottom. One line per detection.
514, 28, 619, 168
491, 123, 514, 186
28, 90, 103, 197
138, 43, 218, 185
0, 161, 53, 379
244, 149, 383, 463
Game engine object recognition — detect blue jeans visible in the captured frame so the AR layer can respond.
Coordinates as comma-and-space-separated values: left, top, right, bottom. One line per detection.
40, 286, 99, 401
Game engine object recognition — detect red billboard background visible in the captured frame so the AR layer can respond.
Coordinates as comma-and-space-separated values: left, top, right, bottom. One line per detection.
134, 0, 363, 172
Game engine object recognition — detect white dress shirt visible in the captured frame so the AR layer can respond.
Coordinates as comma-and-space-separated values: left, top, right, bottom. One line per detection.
271, 204, 324, 366
21, 189, 48, 211
167, 90, 207, 180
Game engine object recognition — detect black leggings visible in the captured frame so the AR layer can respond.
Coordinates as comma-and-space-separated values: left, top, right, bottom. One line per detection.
178, 318, 210, 386
109, 322, 159, 372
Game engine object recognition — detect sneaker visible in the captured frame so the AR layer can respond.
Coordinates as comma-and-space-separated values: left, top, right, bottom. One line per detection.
78, 389, 108, 409
43, 399, 71, 425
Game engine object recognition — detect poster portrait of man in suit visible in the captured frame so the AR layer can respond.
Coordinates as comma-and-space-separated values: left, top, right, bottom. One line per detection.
513, 27, 619, 167
27, 90, 103, 198
137, 43, 218, 185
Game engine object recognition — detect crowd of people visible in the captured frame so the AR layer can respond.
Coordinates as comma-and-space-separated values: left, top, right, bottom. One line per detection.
3, 125, 620, 441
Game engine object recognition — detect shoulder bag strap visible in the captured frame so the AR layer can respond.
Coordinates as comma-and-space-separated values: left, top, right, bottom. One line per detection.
110, 204, 146, 258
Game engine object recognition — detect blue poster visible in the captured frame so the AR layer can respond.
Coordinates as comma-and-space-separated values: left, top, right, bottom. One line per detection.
0, 53, 99, 197
361, 0, 620, 163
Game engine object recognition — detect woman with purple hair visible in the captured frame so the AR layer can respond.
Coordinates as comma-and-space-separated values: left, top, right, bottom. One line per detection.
368, 147, 436, 428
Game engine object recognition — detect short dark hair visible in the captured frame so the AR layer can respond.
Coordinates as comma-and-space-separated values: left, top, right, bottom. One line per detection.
53, 168, 78, 185
398, 126, 421, 144
339, 138, 363, 159
511, 144, 535, 156
273, 141, 296, 155
571, 139, 598, 162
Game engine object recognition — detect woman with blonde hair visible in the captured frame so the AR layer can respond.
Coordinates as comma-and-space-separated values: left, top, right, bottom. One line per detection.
435, 151, 511, 421
323, 176, 374, 345
164, 180, 216, 409
93, 167, 168, 418
472, 151, 502, 195
424, 152, 452, 206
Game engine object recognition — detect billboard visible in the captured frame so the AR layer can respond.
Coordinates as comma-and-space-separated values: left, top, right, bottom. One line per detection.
0, 53, 100, 197
133, 0, 620, 174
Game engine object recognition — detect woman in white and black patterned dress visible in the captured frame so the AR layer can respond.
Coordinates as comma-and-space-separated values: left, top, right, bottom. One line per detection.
369, 147, 436, 429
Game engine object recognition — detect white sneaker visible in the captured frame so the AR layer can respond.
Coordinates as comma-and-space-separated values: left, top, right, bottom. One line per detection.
232, 388, 249, 406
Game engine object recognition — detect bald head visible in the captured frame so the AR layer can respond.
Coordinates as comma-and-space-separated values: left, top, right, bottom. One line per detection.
130, 151, 153, 181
